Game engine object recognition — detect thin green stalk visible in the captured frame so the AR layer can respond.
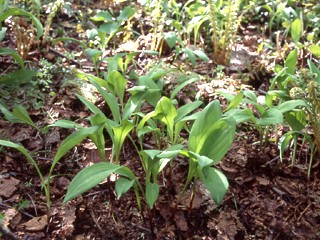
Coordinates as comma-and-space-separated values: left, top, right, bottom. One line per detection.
223, 0, 232, 53
127, 135, 146, 172
291, 135, 298, 167
307, 144, 316, 181
208, 0, 218, 58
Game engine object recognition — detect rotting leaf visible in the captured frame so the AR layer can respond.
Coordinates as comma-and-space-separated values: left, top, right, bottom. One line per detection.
21, 215, 48, 231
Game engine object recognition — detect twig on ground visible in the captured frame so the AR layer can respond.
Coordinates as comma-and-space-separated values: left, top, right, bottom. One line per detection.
89, 209, 105, 235
0, 224, 19, 240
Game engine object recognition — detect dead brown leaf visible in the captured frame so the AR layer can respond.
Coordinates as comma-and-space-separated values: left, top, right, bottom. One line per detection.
20, 215, 48, 231
0, 177, 20, 197
174, 211, 188, 231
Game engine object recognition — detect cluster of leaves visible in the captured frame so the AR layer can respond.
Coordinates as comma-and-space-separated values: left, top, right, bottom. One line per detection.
222, 49, 320, 178
252, 0, 320, 58
0, 1, 319, 234
0, 62, 237, 219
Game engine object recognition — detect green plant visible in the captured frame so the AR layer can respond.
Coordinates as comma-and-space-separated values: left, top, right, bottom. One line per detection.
0, 0, 42, 85
137, 96, 202, 147
42, 0, 64, 44
268, 49, 320, 177
222, 87, 307, 154
0, 103, 107, 210
256, 1, 320, 61
87, 6, 135, 51
83, 7, 135, 74
162, 31, 209, 67
0, 58, 67, 110
63, 98, 236, 217
0, 0, 43, 59
15, 199, 30, 211
207, 0, 242, 65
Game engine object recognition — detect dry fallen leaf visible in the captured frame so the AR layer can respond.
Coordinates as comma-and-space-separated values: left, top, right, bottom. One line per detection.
21, 215, 48, 231
0, 177, 20, 197
174, 211, 188, 231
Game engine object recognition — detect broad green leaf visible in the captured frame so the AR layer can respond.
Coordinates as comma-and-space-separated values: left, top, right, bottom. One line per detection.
137, 126, 160, 138
192, 117, 236, 163
146, 182, 159, 209
122, 91, 146, 120
308, 60, 320, 83
115, 166, 136, 180
189, 100, 222, 153
76, 71, 109, 90
189, 152, 214, 169
0, 0, 9, 13
0, 27, 7, 41
85, 48, 102, 64
199, 167, 228, 206
0, 48, 24, 68
243, 90, 257, 102
47, 120, 82, 129
91, 10, 113, 21
193, 50, 209, 62
138, 75, 162, 107
285, 49, 297, 75
12, 105, 38, 130
182, 48, 196, 67
142, 149, 161, 160
89, 114, 107, 161
267, 90, 289, 100
140, 150, 161, 176
170, 77, 199, 100
127, 85, 148, 94
285, 111, 307, 131
309, 45, 320, 58
99, 22, 120, 35
269, 67, 287, 90
163, 31, 178, 49
76, 94, 106, 119
117, 6, 135, 21
224, 108, 254, 124
149, 69, 168, 81
291, 18, 302, 43
0, 103, 22, 123
50, 125, 103, 176
107, 70, 127, 106
0, 7, 43, 38
226, 91, 244, 111
277, 100, 307, 113
157, 144, 184, 158
0, 104, 38, 129
278, 133, 293, 162
174, 120, 187, 143
113, 120, 134, 163
88, 79, 120, 123
153, 97, 177, 142
256, 108, 283, 126
137, 97, 177, 140
219, 91, 235, 102
64, 162, 121, 203
157, 158, 171, 173
115, 178, 135, 199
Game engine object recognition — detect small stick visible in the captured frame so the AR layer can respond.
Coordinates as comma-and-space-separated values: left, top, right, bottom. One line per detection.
89, 209, 105, 235
297, 203, 311, 222
0, 224, 19, 240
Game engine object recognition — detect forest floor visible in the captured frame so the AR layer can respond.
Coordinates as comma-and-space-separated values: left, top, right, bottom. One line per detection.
0, 1, 320, 240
